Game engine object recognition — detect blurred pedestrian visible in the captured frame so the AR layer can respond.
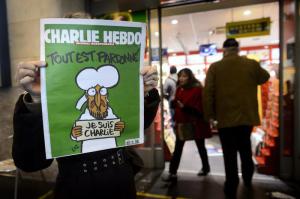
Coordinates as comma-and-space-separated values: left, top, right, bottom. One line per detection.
163, 65, 177, 128
163, 68, 211, 182
204, 38, 270, 198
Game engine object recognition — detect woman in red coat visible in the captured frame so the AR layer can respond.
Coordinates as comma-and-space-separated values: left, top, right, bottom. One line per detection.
163, 68, 211, 182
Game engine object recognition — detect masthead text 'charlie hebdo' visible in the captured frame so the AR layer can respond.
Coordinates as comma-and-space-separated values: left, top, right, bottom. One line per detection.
44, 29, 142, 45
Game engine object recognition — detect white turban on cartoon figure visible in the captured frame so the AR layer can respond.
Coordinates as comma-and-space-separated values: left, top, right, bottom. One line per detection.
71, 65, 125, 153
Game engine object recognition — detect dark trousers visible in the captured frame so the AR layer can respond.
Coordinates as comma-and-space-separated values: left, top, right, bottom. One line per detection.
169, 138, 210, 174
218, 125, 254, 193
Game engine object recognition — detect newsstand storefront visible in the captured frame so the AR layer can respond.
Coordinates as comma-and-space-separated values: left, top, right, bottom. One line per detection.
89, 0, 300, 181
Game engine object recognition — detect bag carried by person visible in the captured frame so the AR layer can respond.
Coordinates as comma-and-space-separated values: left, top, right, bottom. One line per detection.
177, 123, 195, 141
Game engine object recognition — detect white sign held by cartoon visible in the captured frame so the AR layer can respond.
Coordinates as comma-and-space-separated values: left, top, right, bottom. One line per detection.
75, 119, 121, 141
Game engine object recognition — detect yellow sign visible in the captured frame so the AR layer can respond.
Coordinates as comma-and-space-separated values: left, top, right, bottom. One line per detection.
226, 18, 271, 38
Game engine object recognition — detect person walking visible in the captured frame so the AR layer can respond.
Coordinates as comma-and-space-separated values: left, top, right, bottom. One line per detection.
203, 38, 270, 198
163, 68, 211, 182
163, 65, 177, 129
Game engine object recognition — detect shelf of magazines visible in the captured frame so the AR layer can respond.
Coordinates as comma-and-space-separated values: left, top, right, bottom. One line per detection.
255, 78, 280, 175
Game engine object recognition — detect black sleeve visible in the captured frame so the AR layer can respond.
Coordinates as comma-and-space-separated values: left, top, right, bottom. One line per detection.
144, 88, 160, 129
182, 105, 203, 118
12, 94, 53, 172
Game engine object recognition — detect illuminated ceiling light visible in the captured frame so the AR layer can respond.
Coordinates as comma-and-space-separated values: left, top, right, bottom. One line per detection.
171, 19, 178, 25
128, 9, 132, 13
243, 10, 252, 16
155, 32, 159, 37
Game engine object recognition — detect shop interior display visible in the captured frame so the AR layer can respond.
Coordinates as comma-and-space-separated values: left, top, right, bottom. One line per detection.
254, 75, 280, 175
160, 47, 280, 171
149, 1, 281, 170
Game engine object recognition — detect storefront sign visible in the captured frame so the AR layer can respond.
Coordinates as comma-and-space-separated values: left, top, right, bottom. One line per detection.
40, 19, 146, 158
226, 18, 271, 38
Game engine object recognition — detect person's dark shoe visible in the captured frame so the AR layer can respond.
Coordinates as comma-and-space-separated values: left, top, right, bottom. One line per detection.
197, 168, 210, 176
224, 183, 237, 199
162, 174, 177, 182
225, 193, 237, 199
224, 188, 237, 199
197, 170, 209, 176
243, 180, 252, 188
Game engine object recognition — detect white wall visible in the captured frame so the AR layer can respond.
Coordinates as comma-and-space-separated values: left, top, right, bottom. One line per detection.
6, 0, 85, 86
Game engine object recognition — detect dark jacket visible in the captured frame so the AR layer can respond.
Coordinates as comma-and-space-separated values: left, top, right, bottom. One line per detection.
12, 88, 160, 199
203, 54, 270, 128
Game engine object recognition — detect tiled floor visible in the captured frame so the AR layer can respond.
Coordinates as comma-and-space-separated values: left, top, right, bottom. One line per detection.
136, 169, 300, 199
0, 168, 299, 199
134, 139, 300, 199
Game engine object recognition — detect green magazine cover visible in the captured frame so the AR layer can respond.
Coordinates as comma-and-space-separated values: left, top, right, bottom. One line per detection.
40, 18, 146, 159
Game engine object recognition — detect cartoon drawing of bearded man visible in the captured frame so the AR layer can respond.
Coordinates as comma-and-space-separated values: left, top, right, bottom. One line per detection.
71, 65, 125, 153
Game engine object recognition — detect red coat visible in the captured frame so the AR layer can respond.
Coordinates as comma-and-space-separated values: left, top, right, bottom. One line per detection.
174, 85, 212, 139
